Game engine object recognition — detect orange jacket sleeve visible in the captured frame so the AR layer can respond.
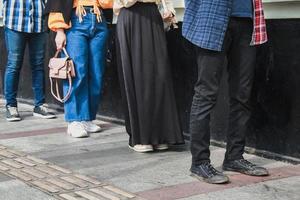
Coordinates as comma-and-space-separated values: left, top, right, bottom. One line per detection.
48, 12, 71, 32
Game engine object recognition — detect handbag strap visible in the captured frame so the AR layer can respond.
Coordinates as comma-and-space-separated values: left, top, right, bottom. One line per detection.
161, 0, 168, 12
50, 72, 73, 103
54, 48, 70, 58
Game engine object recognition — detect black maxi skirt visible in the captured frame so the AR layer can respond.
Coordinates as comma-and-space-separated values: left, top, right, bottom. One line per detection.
116, 2, 184, 146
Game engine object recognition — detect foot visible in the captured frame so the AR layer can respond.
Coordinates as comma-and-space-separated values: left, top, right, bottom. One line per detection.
6, 106, 21, 122
223, 159, 269, 176
81, 121, 102, 133
153, 144, 169, 150
67, 122, 89, 138
129, 144, 154, 153
33, 105, 56, 119
190, 163, 229, 184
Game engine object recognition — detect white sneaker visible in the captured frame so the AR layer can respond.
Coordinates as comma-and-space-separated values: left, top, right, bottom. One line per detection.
129, 144, 154, 153
154, 144, 169, 150
67, 122, 89, 138
81, 121, 102, 133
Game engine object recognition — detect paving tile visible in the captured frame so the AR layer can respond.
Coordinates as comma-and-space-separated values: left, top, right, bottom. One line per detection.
26, 156, 49, 165
0, 145, 6, 150
75, 191, 106, 200
103, 185, 136, 199
89, 188, 121, 200
60, 176, 90, 188
7, 149, 26, 157
8, 170, 33, 181
1, 160, 24, 169
31, 180, 61, 193
0, 162, 10, 171
21, 168, 48, 179
48, 164, 72, 174
74, 174, 103, 186
14, 157, 37, 167
35, 166, 61, 176
60, 193, 82, 200
46, 178, 75, 190
0, 150, 16, 158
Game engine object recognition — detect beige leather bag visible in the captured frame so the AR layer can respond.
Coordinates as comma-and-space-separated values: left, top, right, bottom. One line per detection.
48, 48, 76, 103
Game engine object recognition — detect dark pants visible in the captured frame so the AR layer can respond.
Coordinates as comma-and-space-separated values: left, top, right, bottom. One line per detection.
190, 18, 257, 166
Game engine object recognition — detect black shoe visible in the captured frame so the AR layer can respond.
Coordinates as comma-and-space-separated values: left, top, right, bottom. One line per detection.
6, 106, 21, 122
33, 105, 56, 119
223, 159, 269, 176
190, 163, 229, 184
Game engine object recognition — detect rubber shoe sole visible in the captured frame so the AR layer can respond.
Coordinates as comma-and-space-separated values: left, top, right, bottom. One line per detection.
85, 127, 102, 133
190, 173, 229, 184
6, 117, 21, 122
33, 112, 56, 119
67, 132, 89, 138
128, 145, 154, 153
223, 166, 269, 176
154, 144, 169, 151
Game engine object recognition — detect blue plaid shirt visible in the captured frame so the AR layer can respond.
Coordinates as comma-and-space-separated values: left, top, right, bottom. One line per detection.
182, 0, 232, 51
3, 0, 46, 33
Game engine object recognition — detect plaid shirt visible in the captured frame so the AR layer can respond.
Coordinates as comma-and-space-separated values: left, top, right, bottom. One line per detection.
3, 0, 46, 33
182, 0, 268, 51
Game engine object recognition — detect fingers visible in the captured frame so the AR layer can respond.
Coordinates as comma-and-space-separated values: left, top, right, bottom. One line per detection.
55, 30, 66, 51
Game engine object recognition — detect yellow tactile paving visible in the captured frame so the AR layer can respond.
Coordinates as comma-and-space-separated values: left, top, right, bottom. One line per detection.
60, 176, 90, 188
89, 188, 121, 200
0, 145, 141, 200
14, 157, 37, 167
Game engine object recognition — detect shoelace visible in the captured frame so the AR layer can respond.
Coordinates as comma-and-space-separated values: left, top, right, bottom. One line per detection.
72, 122, 86, 129
202, 163, 219, 177
81, 121, 93, 128
39, 106, 49, 114
240, 159, 256, 169
8, 107, 18, 116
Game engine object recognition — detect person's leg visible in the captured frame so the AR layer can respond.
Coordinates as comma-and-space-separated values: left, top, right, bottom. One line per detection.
88, 17, 109, 121
64, 20, 90, 123
28, 32, 46, 107
190, 47, 226, 166
4, 28, 26, 108
28, 32, 56, 119
223, 18, 268, 176
189, 47, 229, 184
225, 18, 256, 161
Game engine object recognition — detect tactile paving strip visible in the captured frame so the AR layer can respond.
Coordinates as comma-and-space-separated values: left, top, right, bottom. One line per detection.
0, 145, 144, 200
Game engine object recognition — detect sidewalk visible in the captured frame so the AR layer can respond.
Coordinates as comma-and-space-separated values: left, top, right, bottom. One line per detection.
0, 100, 299, 200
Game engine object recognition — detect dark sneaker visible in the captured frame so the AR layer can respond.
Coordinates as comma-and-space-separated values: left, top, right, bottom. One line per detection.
223, 159, 269, 176
190, 163, 229, 184
33, 105, 56, 119
6, 106, 21, 122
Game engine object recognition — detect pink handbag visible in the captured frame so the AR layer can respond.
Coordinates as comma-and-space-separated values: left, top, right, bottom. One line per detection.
48, 48, 76, 103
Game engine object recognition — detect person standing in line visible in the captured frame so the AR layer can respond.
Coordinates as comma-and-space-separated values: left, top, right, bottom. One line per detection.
183, 0, 269, 184
45, 0, 109, 137
114, 0, 184, 152
3, 0, 56, 121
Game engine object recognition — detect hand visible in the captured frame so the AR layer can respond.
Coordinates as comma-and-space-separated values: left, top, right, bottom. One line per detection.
162, 11, 174, 23
55, 29, 66, 51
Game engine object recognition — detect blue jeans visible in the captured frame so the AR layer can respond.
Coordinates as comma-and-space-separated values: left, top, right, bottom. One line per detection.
64, 11, 109, 122
4, 28, 46, 107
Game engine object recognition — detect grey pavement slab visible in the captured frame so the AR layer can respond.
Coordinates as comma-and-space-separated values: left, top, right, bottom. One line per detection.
0, 179, 56, 200
181, 176, 300, 200
0, 100, 298, 200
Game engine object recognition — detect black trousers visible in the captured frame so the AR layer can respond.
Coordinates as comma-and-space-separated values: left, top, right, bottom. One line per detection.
190, 18, 257, 165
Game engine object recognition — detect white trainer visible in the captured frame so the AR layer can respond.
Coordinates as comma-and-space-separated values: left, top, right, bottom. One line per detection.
67, 122, 89, 138
129, 144, 154, 153
81, 121, 102, 133
154, 144, 169, 150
